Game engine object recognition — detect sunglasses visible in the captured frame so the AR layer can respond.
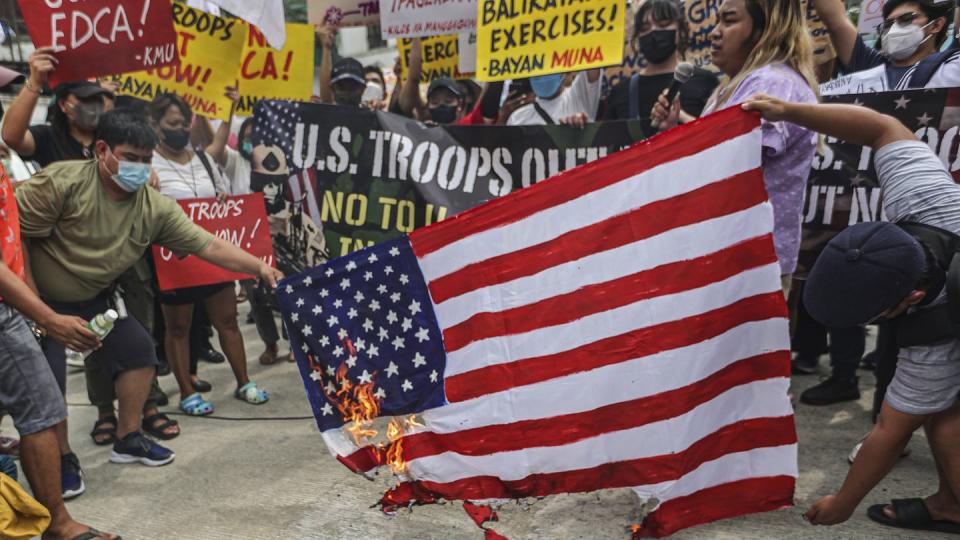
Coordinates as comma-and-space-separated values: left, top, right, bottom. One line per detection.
877, 11, 925, 33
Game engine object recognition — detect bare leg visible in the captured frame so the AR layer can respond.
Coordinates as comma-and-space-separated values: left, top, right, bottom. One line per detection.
204, 287, 249, 389
115, 366, 153, 439
161, 303, 197, 400
54, 420, 71, 455
901, 403, 960, 523
21, 428, 117, 540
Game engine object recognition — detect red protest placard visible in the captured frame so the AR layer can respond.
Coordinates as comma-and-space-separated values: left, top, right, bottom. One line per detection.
152, 194, 274, 292
20, 0, 179, 87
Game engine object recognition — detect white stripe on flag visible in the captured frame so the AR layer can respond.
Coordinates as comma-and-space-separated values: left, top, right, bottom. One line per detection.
433, 202, 774, 328
425, 319, 788, 433
417, 129, 762, 282
407, 378, 792, 483
444, 263, 782, 376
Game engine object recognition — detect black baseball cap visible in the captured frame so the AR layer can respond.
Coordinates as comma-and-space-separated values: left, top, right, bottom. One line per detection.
884, 0, 953, 19
53, 81, 114, 100
804, 222, 926, 328
427, 77, 463, 99
331, 58, 365, 85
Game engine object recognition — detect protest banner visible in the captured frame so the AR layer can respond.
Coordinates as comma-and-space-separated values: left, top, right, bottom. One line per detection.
797, 88, 960, 277
858, 0, 884, 34
685, 0, 835, 68
20, 0, 179, 86
475, 0, 625, 81
236, 23, 314, 116
379, 0, 476, 38
252, 100, 645, 257
308, 0, 379, 26
111, 2, 247, 121
398, 34, 466, 83
819, 64, 886, 95
152, 194, 274, 291
458, 32, 477, 75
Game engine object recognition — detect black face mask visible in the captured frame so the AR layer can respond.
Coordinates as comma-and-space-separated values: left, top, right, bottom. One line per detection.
429, 105, 458, 124
161, 128, 190, 151
334, 89, 364, 107
639, 29, 678, 64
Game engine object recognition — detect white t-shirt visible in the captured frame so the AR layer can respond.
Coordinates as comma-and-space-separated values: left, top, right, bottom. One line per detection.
153, 150, 228, 200
507, 72, 602, 126
223, 148, 252, 195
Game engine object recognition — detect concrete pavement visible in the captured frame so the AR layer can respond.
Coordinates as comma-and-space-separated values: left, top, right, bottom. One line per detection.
43, 316, 952, 539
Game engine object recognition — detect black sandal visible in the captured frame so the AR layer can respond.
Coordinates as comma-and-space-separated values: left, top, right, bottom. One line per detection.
90, 416, 117, 446
141, 413, 180, 441
69, 528, 121, 540
868, 498, 960, 535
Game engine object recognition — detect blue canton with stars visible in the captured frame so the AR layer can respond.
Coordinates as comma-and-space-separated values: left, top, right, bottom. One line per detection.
277, 236, 448, 432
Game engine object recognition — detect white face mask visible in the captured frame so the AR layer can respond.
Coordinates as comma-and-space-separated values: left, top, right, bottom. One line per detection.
883, 20, 933, 61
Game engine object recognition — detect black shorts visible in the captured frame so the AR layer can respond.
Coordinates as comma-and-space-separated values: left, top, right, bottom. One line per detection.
158, 282, 232, 306
43, 294, 158, 394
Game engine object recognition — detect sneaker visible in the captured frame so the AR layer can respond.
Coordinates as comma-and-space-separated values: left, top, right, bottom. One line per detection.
848, 434, 912, 464
800, 376, 860, 406
61, 452, 85, 500
110, 432, 175, 467
791, 353, 820, 375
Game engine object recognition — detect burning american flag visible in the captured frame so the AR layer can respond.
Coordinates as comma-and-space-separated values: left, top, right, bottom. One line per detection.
278, 107, 797, 537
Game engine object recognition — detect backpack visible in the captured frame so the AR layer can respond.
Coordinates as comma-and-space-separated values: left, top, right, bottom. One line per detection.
894, 222, 960, 346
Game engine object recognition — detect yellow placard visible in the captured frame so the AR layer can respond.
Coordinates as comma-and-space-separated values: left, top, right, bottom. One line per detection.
236, 23, 315, 115
398, 34, 467, 83
111, 2, 247, 120
475, 0, 625, 82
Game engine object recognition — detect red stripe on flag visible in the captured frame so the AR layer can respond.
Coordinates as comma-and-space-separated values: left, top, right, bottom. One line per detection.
410, 108, 760, 257
445, 292, 788, 403
635, 476, 796, 538
443, 234, 776, 352
336, 445, 382, 474
401, 352, 787, 462
380, 415, 795, 503
427, 169, 766, 305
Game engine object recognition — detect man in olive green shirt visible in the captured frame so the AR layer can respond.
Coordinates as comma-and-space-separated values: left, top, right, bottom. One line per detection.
16, 109, 281, 487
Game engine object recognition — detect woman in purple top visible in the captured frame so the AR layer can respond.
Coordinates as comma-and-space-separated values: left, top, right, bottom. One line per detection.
654, 0, 819, 284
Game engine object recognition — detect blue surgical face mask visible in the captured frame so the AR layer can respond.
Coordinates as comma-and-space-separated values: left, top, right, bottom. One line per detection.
530, 74, 565, 99
109, 151, 151, 192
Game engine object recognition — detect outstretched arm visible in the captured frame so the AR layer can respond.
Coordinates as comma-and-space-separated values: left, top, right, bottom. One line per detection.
196, 236, 283, 288
741, 94, 915, 150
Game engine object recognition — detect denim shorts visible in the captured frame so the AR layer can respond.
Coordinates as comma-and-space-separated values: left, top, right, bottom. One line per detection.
0, 303, 67, 436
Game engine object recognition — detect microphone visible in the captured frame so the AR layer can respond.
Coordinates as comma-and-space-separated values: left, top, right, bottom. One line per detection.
652, 62, 695, 128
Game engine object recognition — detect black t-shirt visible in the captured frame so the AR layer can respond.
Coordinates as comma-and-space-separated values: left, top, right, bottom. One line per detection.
845, 35, 912, 88
26, 125, 91, 168
604, 67, 719, 136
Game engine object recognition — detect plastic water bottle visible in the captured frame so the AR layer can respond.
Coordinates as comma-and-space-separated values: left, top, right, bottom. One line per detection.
65, 309, 119, 366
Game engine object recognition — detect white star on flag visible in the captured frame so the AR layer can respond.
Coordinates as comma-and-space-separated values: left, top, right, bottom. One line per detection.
385, 361, 399, 377
389, 246, 400, 256
415, 327, 430, 342
326, 315, 339, 327
378, 327, 389, 341
368, 253, 378, 263
333, 299, 343, 309
321, 403, 334, 416
401, 318, 413, 332
324, 268, 333, 277
302, 325, 312, 336
346, 261, 357, 271
399, 274, 409, 285
325, 365, 336, 377
369, 300, 381, 311
390, 292, 402, 303
374, 387, 386, 400
346, 355, 358, 368
291, 313, 299, 322
319, 288, 329, 298
364, 271, 373, 281
301, 342, 310, 352
401, 379, 413, 392
355, 338, 366, 351
303, 276, 312, 286
385, 265, 394, 275
296, 298, 304, 307
377, 284, 388, 294
412, 352, 426, 367
285, 285, 293, 294
392, 336, 405, 350
409, 300, 422, 315
386, 311, 399, 324
312, 305, 322, 315
337, 328, 348, 339
318, 335, 330, 347
347, 308, 358, 319
429, 370, 439, 383
309, 370, 322, 381
340, 278, 351, 290
354, 291, 365, 303
362, 319, 374, 332
324, 380, 336, 394
895, 95, 911, 109
357, 370, 373, 384
333, 346, 344, 357
367, 344, 379, 357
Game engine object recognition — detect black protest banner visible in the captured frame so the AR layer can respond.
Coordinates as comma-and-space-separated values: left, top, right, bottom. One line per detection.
798, 88, 960, 277
252, 101, 645, 257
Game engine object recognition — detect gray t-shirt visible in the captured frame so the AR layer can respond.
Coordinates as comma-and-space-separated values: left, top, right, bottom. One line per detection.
875, 140, 960, 414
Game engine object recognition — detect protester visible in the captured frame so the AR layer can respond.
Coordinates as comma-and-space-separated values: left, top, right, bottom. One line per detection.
604, 0, 719, 135
507, 69, 602, 126
147, 93, 270, 415
16, 108, 282, 493
813, 0, 953, 88
0, 160, 120, 539
742, 95, 960, 534
2, 47, 114, 167
653, 0, 817, 293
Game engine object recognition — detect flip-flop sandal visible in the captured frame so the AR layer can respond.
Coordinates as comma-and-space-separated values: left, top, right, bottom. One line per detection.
90, 416, 118, 446
69, 528, 121, 540
192, 379, 213, 393
179, 393, 214, 416
259, 349, 278, 365
236, 382, 269, 405
868, 498, 960, 535
141, 413, 180, 440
